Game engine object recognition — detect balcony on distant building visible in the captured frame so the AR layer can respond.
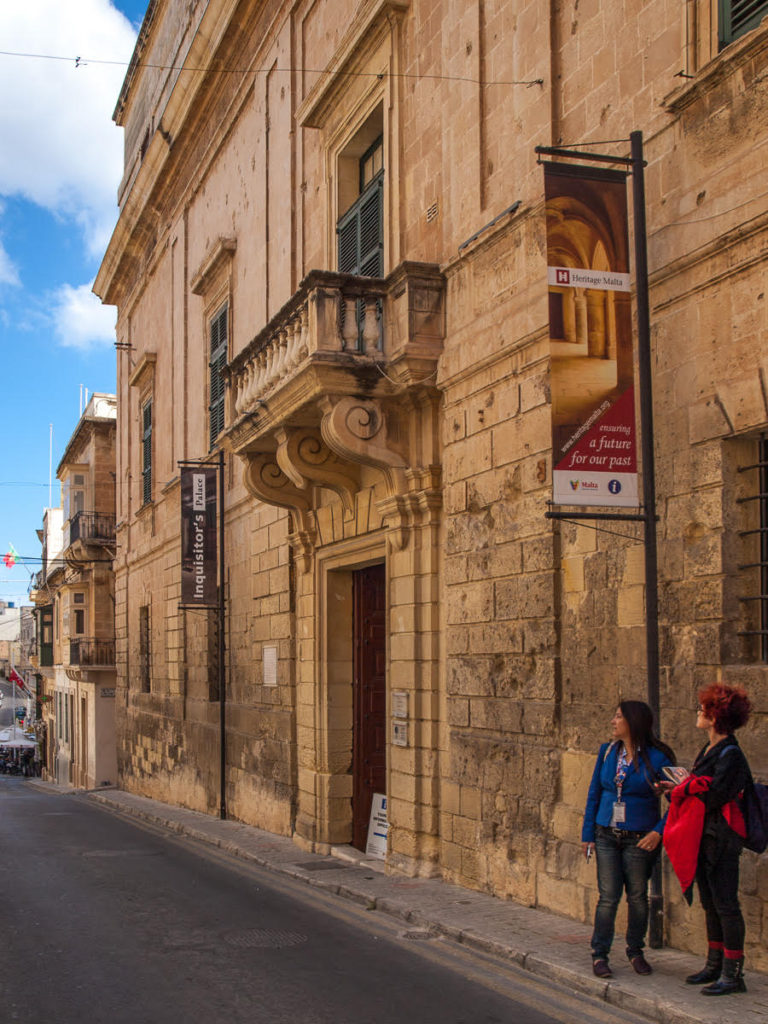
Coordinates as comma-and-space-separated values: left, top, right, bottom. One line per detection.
67, 512, 116, 548
69, 638, 116, 668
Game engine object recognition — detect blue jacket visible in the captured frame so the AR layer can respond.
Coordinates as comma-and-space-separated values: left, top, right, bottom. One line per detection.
582, 741, 672, 843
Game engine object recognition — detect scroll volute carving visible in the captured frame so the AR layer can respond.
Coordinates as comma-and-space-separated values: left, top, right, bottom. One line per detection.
242, 451, 316, 571
320, 396, 409, 498
275, 427, 360, 518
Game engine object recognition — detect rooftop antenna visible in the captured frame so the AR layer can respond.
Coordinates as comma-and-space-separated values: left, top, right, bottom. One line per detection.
79, 384, 84, 416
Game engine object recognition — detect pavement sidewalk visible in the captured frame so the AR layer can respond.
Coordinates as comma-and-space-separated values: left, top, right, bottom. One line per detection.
47, 784, 768, 1024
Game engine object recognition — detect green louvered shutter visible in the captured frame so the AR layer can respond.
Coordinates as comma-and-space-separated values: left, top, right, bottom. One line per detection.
142, 399, 152, 505
719, 0, 768, 45
336, 172, 383, 347
209, 305, 228, 450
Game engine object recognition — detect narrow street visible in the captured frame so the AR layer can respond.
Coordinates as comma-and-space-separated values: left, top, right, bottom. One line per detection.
0, 778, 648, 1024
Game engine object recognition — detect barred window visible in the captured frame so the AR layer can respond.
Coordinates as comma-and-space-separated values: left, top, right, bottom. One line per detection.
737, 434, 768, 661
139, 604, 151, 692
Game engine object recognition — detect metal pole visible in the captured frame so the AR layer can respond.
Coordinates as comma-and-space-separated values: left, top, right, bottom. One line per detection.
631, 129, 663, 948
218, 449, 227, 820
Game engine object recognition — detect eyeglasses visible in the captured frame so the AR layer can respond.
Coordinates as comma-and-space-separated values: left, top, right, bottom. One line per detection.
696, 704, 704, 712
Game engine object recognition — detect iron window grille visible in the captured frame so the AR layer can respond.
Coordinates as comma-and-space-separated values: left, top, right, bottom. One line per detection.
737, 433, 768, 661
139, 605, 151, 692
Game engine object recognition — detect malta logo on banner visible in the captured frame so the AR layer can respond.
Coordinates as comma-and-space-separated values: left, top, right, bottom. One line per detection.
543, 161, 638, 508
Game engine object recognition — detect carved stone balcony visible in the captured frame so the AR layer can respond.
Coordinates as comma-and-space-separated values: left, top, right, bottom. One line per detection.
222, 262, 445, 564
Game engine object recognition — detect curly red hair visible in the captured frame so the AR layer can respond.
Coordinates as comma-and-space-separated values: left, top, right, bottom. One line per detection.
698, 683, 751, 734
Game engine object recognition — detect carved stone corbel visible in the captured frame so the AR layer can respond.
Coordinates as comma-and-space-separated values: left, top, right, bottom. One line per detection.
320, 396, 409, 497
376, 494, 411, 552
242, 451, 317, 571
275, 427, 360, 518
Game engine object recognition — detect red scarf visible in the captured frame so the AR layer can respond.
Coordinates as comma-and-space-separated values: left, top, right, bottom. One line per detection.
663, 775, 746, 896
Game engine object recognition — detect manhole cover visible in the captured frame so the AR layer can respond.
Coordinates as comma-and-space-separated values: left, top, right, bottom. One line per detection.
223, 929, 307, 949
293, 860, 350, 871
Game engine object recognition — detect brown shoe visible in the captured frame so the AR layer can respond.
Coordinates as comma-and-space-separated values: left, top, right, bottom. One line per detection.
593, 959, 613, 978
629, 954, 652, 975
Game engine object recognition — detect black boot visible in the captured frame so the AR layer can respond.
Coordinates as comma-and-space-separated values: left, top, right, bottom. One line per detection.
686, 947, 723, 985
702, 956, 746, 996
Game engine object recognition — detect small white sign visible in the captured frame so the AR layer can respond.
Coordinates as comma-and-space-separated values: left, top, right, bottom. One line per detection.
392, 722, 408, 747
366, 793, 389, 859
262, 646, 277, 687
392, 691, 408, 719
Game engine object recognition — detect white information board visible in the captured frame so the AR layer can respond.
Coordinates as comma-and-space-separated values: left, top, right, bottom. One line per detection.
365, 793, 389, 860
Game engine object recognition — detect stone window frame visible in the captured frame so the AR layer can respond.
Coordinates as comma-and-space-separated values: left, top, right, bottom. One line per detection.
732, 431, 768, 663
679, 0, 768, 76
128, 351, 157, 513
296, 0, 407, 275
190, 237, 236, 455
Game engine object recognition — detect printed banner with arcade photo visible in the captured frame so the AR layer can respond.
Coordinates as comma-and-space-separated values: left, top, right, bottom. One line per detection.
180, 465, 218, 606
543, 161, 638, 507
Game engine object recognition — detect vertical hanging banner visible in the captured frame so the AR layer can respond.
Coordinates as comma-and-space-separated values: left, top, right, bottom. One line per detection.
180, 466, 218, 606
544, 162, 638, 507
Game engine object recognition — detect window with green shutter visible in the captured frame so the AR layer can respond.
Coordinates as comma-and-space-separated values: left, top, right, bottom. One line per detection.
209, 304, 228, 450
336, 136, 384, 348
720, 0, 768, 46
141, 398, 152, 505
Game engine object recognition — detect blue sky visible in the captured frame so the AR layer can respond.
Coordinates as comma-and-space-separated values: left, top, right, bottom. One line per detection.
0, 0, 148, 604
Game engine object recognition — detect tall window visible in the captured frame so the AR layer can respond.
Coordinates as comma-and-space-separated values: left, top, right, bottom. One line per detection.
720, 0, 768, 46
139, 605, 151, 692
337, 135, 384, 279
141, 398, 152, 505
737, 434, 768, 661
209, 304, 228, 451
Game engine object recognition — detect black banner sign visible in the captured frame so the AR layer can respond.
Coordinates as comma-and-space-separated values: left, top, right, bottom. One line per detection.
181, 466, 218, 606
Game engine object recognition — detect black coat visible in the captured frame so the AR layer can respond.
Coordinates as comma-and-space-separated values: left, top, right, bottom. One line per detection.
691, 735, 751, 841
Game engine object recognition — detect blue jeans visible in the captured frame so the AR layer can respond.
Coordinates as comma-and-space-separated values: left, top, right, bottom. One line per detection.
591, 825, 656, 960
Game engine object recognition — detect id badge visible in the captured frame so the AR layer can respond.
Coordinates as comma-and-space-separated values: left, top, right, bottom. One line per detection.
611, 802, 626, 825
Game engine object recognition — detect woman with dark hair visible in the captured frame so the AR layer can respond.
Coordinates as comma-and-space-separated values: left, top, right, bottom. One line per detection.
662, 683, 752, 996
582, 700, 675, 978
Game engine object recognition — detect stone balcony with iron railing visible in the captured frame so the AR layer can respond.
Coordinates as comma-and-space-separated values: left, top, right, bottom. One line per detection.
66, 511, 116, 550
69, 637, 116, 669
221, 262, 445, 564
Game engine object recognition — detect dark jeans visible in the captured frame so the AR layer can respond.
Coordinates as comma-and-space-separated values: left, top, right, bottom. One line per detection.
591, 825, 656, 960
696, 831, 745, 953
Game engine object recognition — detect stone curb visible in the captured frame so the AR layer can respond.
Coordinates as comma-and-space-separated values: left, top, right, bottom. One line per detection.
81, 789, 767, 1024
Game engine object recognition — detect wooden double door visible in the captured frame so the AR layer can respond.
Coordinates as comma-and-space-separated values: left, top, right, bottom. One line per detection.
352, 564, 386, 851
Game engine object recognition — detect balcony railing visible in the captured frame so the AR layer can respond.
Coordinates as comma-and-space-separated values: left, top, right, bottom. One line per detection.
229, 270, 389, 419
69, 638, 116, 667
67, 511, 116, 548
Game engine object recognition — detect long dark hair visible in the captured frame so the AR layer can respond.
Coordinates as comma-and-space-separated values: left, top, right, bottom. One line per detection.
619, 699, 676, 780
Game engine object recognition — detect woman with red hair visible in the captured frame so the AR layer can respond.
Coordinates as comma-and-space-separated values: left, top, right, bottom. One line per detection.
663, 683, 752, 996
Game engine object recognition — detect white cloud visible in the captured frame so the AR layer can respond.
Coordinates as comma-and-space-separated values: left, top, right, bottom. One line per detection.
0, 242, 20, 287
51, 281, 116, 349
0, 1, 137, 258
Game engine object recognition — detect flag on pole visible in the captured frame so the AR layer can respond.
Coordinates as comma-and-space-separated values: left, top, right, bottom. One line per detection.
9, 668, 31, 698
3, 544, 19, 568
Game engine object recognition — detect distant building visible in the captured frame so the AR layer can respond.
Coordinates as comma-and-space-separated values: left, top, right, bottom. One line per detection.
31, 394, 118, 789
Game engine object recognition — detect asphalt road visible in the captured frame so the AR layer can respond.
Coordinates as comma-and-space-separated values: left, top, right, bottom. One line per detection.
0, 778, 649, 1024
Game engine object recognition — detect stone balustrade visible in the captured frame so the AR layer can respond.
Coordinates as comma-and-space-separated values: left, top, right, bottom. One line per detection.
229, 271, 388, 419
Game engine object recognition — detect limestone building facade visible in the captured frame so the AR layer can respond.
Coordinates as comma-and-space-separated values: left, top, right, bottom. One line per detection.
31, 395, 118, 790
95, 0, 768, 964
